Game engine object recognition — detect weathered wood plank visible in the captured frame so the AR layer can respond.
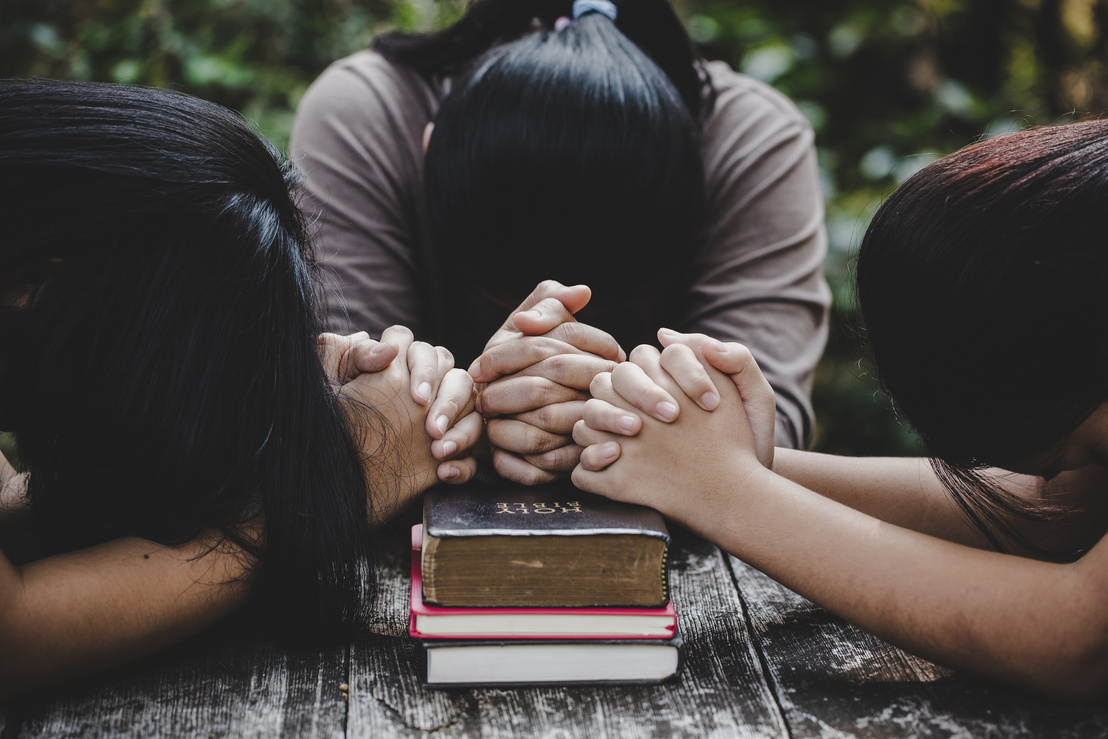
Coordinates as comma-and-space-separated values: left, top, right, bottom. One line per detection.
347, 526, 787, 738
12, 524, 1105, 737
729, 555, 1108, 738
5, 621, 347, 739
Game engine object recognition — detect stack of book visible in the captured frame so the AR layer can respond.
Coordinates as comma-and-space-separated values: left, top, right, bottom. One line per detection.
410, 480, 681, 688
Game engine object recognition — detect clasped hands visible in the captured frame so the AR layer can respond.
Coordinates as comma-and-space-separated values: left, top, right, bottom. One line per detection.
317, 278, 781, 526
320, 279, 630, 493
318, 326, 481, 524
469, 280, 626, 484
569, 328, 780, 522
468, 280, 779, 497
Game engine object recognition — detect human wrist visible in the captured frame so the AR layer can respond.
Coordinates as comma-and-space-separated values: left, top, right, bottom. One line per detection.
681, 457, 773, 547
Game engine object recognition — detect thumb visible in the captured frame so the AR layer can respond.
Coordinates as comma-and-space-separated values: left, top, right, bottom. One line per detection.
704, 340, 777, 466
512, 296, 582, 336
531, 280, 593, 314
660, 329, 776, 467
511, 283, 592, 336
486, 280, 591, 344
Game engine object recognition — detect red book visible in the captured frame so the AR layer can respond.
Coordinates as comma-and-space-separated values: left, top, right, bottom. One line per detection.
409, 525, 677, 640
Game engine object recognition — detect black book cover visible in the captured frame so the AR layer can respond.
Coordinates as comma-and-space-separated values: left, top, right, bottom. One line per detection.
422, 478, 670, 540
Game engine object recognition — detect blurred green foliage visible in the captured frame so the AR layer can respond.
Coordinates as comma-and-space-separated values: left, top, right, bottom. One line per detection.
680, 0, 1108, 454
4, 0, 1106, 456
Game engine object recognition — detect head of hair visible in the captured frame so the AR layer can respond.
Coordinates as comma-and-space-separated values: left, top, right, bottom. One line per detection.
374, 0, 712, 120
0, 78, 374, 634
855, 119, 1108, 556
421, 10, 705, 321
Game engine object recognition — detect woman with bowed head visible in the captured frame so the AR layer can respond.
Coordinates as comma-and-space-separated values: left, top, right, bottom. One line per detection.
291, 0, 831, 484
573, 120, 1108, 699
0, 78, 480, 695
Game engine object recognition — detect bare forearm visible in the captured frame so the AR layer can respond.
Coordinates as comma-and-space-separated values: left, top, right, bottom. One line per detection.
0, 535, 249, 697
772, 448, 991, 547
693, 467, 1108, 699
772, 449, 1108, 557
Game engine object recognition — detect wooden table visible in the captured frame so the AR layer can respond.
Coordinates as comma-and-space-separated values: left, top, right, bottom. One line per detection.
3, 523, 1105, 737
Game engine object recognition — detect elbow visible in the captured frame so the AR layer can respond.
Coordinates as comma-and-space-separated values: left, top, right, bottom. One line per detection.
1005, 564, 1108, 702
1017, 636, 1108, 702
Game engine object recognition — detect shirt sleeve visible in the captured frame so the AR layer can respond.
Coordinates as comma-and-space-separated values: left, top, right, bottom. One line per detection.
685, 64, 832, 449
289, 51, 437, 337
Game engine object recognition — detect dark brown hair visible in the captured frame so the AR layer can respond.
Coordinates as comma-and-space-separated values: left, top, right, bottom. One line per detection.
856, 120, 1108, 557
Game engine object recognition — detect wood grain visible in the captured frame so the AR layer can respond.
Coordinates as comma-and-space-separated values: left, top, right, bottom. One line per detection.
6, 621, 347, 738
729, 555, 1108, 738
3, 522, 1106, 737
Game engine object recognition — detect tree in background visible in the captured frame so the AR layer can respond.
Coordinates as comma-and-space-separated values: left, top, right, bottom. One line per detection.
3, 0, 1105, 454
687, 0, 1108, 454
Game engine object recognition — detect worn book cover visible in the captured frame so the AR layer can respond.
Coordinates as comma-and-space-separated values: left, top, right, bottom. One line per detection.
409, 526, 677, 639
421, 479, 670, 608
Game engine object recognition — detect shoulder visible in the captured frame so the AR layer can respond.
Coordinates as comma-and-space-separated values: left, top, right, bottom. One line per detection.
291, 49, 442, 186
701, 60, 814, 159
293, 49, 441, 141
703, 60, 811, 132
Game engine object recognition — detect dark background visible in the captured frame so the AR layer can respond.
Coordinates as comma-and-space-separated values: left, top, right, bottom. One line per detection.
5, 0, 1106, 455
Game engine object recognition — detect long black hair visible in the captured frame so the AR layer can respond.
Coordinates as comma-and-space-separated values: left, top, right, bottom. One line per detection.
856, 120, 1108, 558
423, 10, 704, 315
0, 79, 374, 634
384, 1, 707, 358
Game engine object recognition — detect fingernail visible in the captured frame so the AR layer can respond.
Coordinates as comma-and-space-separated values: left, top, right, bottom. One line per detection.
441, 440, 457, 456
440, 466, 460, 481
435, 415, 449, 435
416, 382, 432, 402
523, 309, 542, 320
468, 359, 482, 378
655, 401, 678, 421
618, 414, 638, 433
710, 339, 728, 353
699, 391, 719, 410
600, 442, 620, 462
659, 327, 677, 337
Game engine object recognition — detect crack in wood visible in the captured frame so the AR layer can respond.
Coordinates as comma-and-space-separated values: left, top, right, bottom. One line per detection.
726, 552, 795, 739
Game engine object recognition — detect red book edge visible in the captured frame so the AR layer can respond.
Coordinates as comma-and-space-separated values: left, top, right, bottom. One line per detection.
409, 524, 677, 640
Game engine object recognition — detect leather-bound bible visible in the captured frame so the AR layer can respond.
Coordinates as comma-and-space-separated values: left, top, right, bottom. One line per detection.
420, 479, 670, 608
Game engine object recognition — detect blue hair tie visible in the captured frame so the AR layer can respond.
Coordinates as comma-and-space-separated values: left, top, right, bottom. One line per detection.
572, 0, 618, 22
